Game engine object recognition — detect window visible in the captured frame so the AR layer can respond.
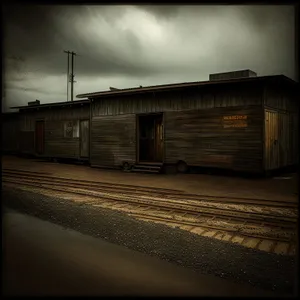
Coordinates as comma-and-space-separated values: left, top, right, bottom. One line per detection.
64, 121, 73, 138
64, 120, 79, 138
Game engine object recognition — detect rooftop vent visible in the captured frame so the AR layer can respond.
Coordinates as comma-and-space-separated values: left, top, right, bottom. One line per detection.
209, 69, 257, 81
109, 87, 119, 91
28, 100, 40, 106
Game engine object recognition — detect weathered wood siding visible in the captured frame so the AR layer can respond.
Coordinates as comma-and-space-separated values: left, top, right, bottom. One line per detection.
291, 113, 299, 165
264, 110, 298, 170
18, 105, 90, 158
164, 106, 263, 172
45, 121, 80, 158
264, 83, 298, 112
19, 105, 89, 130
2, 113, 20, 153
92, 82, 263, 117
264, 83, 298, 170
19, 131, 35, 154
80, 120, 90, 158
90, 82, 263, 171
90, 114, 136, 167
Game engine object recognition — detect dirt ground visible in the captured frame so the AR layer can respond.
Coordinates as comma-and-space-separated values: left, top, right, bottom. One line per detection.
2, 155, 298, 202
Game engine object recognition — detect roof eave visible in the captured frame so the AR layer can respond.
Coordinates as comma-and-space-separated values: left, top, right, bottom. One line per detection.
77, 74, 296, 100
10, 100, 90, 110
75, 77, 263, 99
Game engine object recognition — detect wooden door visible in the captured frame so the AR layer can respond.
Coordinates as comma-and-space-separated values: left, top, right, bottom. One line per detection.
139, 116, 154, 162
80, 120, 89, 158
265, 111, 279, 170
154, 116, 163, 162
35, 120, 45, 155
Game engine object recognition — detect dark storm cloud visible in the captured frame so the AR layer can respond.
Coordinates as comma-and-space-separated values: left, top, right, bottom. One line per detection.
3, 4, 157, 79
234, 5, 295, 30
140, 5, 294, 29
2, 4, 296, 111
137, 5, 181, 19
6, 85, 64, 95
3, 5, 59, 61
4, 4, 295, 79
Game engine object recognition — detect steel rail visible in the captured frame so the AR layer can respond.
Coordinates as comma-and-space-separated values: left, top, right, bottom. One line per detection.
2, 176, 297, 222
128, 212, 295, 244
2, 169, 297, 209
2, 179, 297, 229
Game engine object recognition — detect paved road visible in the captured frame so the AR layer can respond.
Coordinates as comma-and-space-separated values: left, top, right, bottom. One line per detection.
2, 210, 277, 297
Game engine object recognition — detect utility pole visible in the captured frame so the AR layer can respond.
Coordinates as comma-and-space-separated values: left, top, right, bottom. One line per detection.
64, 50, 77, 101
70, 51, 76, 101
63, 50, 70, 101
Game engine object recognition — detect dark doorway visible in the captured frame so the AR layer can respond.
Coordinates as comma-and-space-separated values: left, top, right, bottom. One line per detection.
80, 120, 89, 158
35, 120, 45, 155
138, 113, 163, 162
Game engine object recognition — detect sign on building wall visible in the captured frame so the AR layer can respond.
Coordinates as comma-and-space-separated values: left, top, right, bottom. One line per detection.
223, 115, 248, 128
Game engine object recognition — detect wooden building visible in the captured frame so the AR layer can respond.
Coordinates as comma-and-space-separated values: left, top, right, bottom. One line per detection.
2, 112, 20, 154
76, 71, 298, 174
10, 100, 90, 160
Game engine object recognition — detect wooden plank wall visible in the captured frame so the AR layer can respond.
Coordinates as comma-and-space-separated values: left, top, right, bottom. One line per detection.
19, 105, 89, 130
290, 113, 299, 165
264, 83, 298, 170
45, 121, 80, 158
18, 112, 36, 155
19, 131, 35, 154
18, 105, 90, 158
90, 82, 263, 171
90, 114, 136, 167
92, 83, 263, 116
164, 106, 263, 172
264, 84, 298, 112
80, 120, 90, 158
2, 114, 20, 153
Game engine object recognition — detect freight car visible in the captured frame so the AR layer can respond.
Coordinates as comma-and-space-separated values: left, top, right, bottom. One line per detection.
75, 70, 298, 175
8, 99, 90, 161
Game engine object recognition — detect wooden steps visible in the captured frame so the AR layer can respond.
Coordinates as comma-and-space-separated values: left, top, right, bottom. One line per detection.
131, 163, 163, 174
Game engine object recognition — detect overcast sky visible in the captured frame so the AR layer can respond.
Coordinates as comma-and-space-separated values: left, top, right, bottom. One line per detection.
2, 4, 296, 111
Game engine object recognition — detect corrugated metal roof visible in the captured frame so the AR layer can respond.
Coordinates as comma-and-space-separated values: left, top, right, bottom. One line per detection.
76, 75, 295, 99
10, 99, 90, 110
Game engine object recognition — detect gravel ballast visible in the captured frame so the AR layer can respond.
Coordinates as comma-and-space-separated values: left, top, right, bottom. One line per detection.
2, 186, 296, 295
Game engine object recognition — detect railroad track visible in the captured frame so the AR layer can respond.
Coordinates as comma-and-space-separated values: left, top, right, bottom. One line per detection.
2, 168, 298, 209
2, 173, 297, 229
2, 169, 184, 194
2, 173, 297, 224
2, 180, 297, 255
128, 212, 295, 243
3, 168, 297, 255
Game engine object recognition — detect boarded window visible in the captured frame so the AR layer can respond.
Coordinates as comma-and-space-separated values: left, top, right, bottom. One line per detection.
64, 120, 79, 138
